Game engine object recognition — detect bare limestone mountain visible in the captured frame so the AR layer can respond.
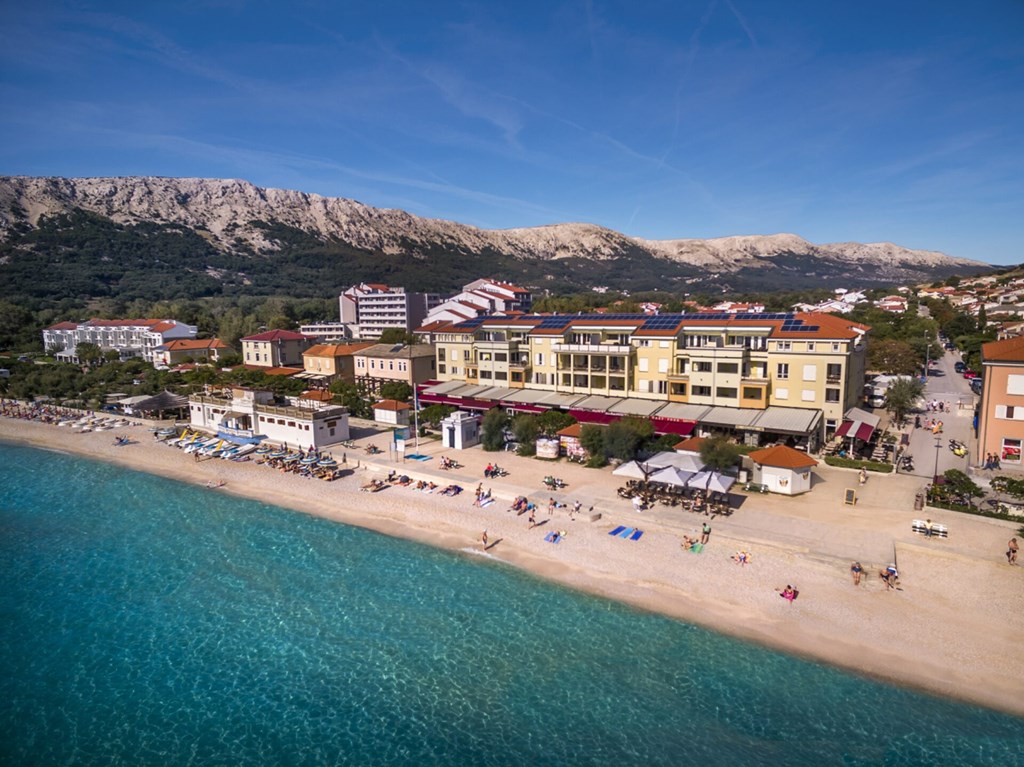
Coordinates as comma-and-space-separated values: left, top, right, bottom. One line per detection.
0, 176, 988, 302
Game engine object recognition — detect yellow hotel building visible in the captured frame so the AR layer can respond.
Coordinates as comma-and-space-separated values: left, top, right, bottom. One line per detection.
418, 312, 869, 448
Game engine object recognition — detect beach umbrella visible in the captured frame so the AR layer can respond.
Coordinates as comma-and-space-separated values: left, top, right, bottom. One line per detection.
648, 451, 705, 473
612, 460, 659, 479
648, 466, 694, 487
686, 471, 736, 494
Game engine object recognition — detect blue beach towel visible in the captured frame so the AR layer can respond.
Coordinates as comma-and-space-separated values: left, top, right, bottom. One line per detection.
630, 529, 643, 541
618, 527, 635, 538
608, 526, 626, 536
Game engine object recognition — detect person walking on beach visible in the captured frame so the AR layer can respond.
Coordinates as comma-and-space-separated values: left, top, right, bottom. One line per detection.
481, 530, 489, 549
528, 509, 536, 529
850, 561, 863, 586
858, 467, 867, 486
700, 522, 711, 545
1007, 537, 1019, 565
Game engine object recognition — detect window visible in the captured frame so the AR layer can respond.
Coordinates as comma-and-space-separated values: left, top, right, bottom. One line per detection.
716, 387, 737, 399
803, 364, 817, 382
658, 359, 669, 374
995, 405, 1024, 420
832, 343, 842, 352
801, 390, 815, 402
637, 339, 651, 347
692, 385, 712, 397
672, 382, 688, 396
479, 370, 492, 379
777, 341, 792, 351
659, 340, 670, 348
777, 363, 789, 380
638, 358, 649, 372
638, 379, 650, 393
775, 388, 789, 400
1002, 438, 1022, 463
825, 388, 840, 403
495, 371, 507, 380
438, 363, 446, 374
535, 353, 544, 365
438, 348, 446, 361
717, 362, 738, 374
1007, 375, 1024, 395
806, 342, 816, 351
656, 381, 667, 394
742, 387, 763, 400
695, 361, 712, 373
827, 363, 842, 381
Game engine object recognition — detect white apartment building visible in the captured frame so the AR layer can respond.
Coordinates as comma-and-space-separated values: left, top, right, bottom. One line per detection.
339, 283, 440, 339
424, 278, 533, 325
43, 318, 198, 363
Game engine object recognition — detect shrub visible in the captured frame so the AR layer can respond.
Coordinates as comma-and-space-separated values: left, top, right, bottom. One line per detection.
823, 456, 893, 473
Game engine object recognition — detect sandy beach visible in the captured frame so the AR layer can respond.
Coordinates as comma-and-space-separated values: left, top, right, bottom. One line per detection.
2, 414, 1022, 718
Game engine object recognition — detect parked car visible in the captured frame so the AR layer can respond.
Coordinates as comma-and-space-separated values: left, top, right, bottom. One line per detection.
970, 378, 983, 395
944, 343, 955, 350
954, 361, 966, 373
962, 370, 978, 380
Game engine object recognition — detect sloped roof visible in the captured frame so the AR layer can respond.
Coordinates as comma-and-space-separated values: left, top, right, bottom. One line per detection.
304, 342, 375, 357
983, 336, 1024, 363
242, 329, 312, 342
748, 444, 818, 469
159, 338, 228, 351
674, 436, 708, 452
556, 423, 582, 438
132, 390, 189, 412
374, 399, 412, 411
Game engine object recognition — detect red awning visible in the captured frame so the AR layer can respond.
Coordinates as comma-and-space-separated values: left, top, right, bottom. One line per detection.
835, 420, 875, 441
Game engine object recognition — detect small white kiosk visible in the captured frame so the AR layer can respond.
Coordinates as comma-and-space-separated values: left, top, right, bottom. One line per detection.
440, 411, 480, 450
747, 445, 818, 495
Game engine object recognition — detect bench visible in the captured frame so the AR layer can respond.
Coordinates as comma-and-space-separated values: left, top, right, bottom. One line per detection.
912, 519, 949, 538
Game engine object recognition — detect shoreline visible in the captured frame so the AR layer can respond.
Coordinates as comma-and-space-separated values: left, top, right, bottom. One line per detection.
3, 416, 1022, 719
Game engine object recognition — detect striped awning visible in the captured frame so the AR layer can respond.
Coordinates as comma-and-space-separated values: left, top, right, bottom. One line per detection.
835, 419, 875, 441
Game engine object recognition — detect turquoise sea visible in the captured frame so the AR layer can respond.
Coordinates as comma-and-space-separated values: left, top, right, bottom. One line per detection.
1, 442, 1021, 766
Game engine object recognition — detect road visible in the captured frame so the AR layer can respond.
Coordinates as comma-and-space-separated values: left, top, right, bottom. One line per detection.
902, 346, 976, 482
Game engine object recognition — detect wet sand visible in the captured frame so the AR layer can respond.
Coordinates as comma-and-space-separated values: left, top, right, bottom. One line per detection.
3, 415, 1022, 718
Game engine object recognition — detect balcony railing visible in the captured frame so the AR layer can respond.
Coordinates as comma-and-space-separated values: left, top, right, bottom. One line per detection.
551, 343, 632, 354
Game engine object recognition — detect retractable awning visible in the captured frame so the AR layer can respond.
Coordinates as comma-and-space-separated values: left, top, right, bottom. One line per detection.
835, 419, 875, 441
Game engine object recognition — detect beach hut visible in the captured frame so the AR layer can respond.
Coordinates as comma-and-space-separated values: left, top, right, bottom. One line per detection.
747, 445, 818, 495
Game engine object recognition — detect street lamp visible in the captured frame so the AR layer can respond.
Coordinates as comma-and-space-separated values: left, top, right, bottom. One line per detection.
933, 435, 943, 485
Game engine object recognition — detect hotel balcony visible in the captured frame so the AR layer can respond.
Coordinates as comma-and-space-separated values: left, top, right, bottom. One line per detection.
551, 342, 632, 354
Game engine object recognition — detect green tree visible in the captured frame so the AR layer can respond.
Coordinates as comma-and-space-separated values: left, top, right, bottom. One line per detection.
511, 413, 541, 456
536, 410, 576, 435
868, 339, 918, 375
418, 404, 455, 427
379, 381, 412, 402
329, 379, 371, 418
977, 304, 988, 333
75, 342, 103, 366
481, 407, 510, 451
884, 377, 925, 427
579, 424, 607, 467
378, 328, 418, 345
942, 469, 983, 507
699, 435, 742, 471
605, 417, 653, 461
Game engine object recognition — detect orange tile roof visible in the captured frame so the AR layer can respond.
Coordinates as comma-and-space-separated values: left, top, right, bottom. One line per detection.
983, 336, 1024, 363
556, 423, 582, 437
300, 390, 335, 401
162, 339, 227, 351
747, 445, 818, 469
674, 436, 708, 452
304, 342, 375, 357
374, 399, 412, 411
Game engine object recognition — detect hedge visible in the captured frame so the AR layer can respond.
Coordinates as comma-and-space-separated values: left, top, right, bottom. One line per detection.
823, 456, 894, 473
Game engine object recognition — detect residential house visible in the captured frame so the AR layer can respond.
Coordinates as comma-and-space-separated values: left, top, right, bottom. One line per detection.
298, 343, 376, 385
241, 329, 315, 368
153, 338, 230, 367
353, 343, 437, 395
977, 337, 1024, 468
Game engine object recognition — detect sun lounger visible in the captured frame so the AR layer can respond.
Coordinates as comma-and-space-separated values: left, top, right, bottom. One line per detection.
911, 519, 949, 538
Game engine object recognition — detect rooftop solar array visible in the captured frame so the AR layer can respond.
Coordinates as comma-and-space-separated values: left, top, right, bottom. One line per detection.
449, 311, 827, 334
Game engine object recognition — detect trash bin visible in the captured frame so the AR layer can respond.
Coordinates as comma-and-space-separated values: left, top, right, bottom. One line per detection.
914, 492, 924, 511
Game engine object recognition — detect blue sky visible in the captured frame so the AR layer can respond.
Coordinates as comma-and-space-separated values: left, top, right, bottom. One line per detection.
1, 1, 1022, 264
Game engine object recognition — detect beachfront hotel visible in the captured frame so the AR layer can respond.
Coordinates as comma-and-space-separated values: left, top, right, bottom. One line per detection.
416, 312, 869, 449
42, 318, 198, 364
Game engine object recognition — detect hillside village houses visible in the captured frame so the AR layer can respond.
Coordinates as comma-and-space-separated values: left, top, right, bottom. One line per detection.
417, 311, 869, 450
43, 318, 198, 363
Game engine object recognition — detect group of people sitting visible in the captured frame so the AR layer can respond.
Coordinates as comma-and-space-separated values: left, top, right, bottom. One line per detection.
439, 456, 460, 470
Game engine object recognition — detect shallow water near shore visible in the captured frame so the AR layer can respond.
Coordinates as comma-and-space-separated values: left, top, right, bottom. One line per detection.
1, 443, 1021, 766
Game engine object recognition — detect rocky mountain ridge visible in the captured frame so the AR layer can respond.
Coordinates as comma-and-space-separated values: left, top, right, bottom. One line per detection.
0, 176, 988, 294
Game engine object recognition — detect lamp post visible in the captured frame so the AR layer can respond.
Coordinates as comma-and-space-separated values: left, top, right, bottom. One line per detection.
933, 435, 943, 485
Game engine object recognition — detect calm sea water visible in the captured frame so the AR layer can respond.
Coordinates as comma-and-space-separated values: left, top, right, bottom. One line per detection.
1, 442, 1021, 766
